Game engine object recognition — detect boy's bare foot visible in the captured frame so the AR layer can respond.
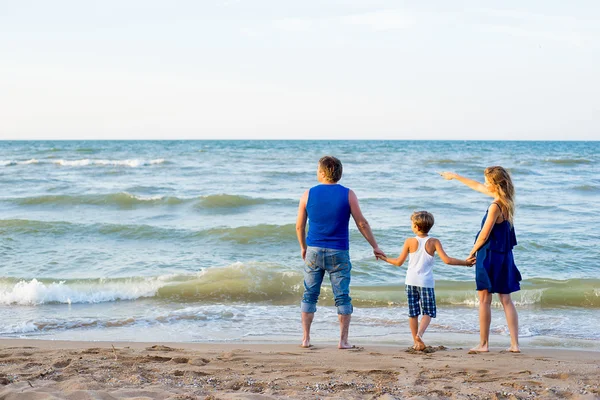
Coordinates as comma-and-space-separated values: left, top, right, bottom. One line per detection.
468, 344, 489, 354
414, 335, 426, 351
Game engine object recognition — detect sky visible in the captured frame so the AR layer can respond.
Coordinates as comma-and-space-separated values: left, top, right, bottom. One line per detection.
1, 1, 599, 140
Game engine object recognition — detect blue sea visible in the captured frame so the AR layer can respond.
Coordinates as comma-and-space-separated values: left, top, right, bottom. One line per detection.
0, 140, 598, 349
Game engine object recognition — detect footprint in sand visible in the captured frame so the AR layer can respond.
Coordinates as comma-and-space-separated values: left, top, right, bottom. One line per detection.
52, 359, 72, 369
145, 345, 177, 352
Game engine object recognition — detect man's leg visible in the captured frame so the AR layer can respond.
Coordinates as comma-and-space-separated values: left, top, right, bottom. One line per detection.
338, 314, 352, 349
301, 312, 314, 348
300, 248, 324, 348
328, 250, 353, 349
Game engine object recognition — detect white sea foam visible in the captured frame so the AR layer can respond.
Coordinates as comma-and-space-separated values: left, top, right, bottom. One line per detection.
0, 159, 39, 166
0, 278, 166, 306
52, 159, 166, 167
1, 159, 166, 167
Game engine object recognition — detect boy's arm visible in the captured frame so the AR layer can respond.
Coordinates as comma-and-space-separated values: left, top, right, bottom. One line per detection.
295, 190, 309, 260
433, 239, 474, 266
379, 239, 411, 267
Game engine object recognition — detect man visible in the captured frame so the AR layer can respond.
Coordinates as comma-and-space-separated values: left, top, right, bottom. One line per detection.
296, 155, 385, 349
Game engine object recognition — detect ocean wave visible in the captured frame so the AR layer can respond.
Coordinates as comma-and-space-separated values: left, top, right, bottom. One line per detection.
194, 194, 271, 209
0, 158, 166, 168
53, 158, 166, 167
572, 184, 600, 193
203, 224, 297, 244
0, 219, 297, 243
0, 159, 40, 166
545, 158, 592, 165
11, 193, 186, 208
8, 193, 287, 210
1, 272, 599, 308
0, 277, 166, 306
0, 264, 302, 306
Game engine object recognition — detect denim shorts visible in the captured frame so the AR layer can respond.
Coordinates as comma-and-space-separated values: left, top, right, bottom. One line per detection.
301, 246, 353, 315
406, 285, 436, 318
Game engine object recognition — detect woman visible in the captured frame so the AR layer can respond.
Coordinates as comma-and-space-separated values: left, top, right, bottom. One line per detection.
440, 167, 521, 353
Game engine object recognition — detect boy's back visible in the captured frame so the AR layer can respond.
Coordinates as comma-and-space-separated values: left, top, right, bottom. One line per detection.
405, 236, 436, 288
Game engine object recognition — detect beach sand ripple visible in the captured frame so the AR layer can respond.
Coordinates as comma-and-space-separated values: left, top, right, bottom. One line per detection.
0, 340, 599, 399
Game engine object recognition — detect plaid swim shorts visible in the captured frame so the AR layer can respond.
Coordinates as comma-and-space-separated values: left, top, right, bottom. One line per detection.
405, 285, 436, 318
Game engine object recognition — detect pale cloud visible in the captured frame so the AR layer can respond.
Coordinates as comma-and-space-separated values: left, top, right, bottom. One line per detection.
272, 8, 415, 33
470, 7, 593, 48
336, 9, 416, 31
273, 18, 314, 32
480, 24, 586, 48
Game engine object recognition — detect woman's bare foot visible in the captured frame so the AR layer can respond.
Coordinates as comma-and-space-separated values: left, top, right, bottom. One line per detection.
300, 339, 311, 348
506, 345, 521, 353
468, 344, 489, 354
338, 341, 354, 349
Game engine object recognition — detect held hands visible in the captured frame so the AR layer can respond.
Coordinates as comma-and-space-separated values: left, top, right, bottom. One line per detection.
465, 253, 476, 266
439, 171, 457, 180
373, 247, 386, 260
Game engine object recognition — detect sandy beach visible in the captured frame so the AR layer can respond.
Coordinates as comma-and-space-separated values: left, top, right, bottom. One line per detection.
0, 339, 598, 399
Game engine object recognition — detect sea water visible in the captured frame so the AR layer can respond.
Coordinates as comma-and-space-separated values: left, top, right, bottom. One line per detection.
0, 140, 598, 349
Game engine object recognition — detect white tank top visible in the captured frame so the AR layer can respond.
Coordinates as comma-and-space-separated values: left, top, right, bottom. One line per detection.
405, 236, 435, 288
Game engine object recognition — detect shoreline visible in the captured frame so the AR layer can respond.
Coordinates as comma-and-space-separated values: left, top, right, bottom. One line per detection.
1, 339, 599, 399
3, 329, 599, 352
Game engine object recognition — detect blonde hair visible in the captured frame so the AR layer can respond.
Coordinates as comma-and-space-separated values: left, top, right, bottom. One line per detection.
484, 166, 515, 225
411, 211, 434, 234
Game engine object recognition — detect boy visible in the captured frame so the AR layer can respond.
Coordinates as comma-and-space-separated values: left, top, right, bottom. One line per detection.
378, 211, 473, 350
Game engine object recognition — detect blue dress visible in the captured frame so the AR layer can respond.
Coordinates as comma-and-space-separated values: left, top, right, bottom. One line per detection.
475, 205, 522, 294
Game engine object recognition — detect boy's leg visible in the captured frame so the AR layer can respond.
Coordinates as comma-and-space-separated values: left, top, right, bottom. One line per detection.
417, 315, 432, 338
406, 285, 425, 350
418, 287, 436, 339
408, 316, 419, 348
499, 293, 520, 352
470, 290, 492, 352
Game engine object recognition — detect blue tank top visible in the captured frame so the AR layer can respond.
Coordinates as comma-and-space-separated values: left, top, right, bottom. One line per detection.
306, 184, 351, 250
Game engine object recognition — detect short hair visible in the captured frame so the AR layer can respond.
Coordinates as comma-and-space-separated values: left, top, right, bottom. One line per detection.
318, 156, 343, 183
411, 211, 434, 233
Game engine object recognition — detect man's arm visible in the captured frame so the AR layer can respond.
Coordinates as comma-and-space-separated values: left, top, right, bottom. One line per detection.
295, 190, 309, 260
349, 189, 385, 258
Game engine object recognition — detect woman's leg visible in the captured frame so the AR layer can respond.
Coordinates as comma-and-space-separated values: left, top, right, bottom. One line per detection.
499, 293, 520, 352
470, 290, 492, 352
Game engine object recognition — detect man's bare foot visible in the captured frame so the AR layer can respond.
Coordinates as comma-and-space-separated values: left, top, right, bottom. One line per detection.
414, 335, 426, 351
468, 344, 489, 354
338, 341, 354, 349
